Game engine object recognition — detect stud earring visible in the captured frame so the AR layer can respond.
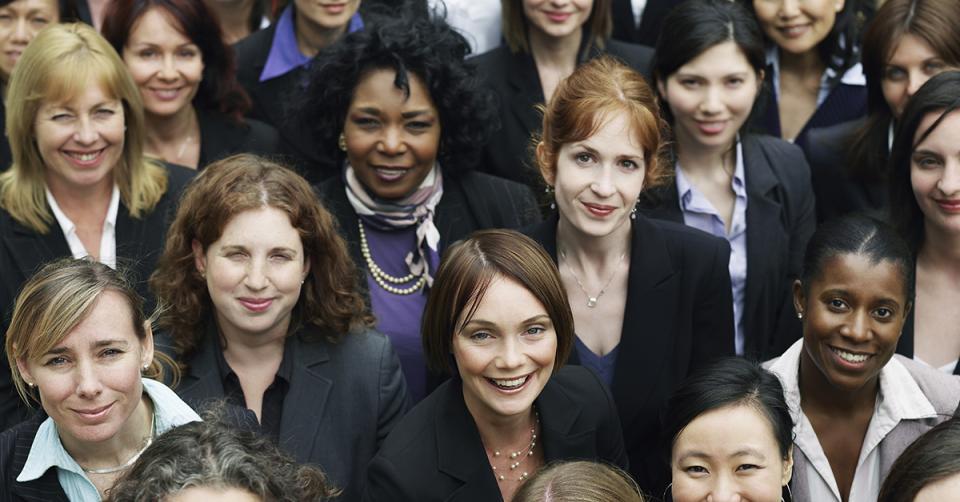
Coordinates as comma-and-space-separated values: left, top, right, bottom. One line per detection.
631, 200, 640, 220
545, 185, 556, 211
796, 311, 803, 319
26, 381, 35, 388
338, 132, 348, 152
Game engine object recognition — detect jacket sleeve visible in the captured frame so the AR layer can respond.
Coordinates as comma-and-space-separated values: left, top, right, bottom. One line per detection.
376, 333, 412, 447
362, 454, 416, 502
592, 369, 629, 471
691, 238, 736, 366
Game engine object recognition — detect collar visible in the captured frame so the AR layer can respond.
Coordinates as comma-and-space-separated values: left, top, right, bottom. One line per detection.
213, 329, 296, 385
765, 47, 865, 103
45, 184, 120, 238
676, 139, 746, 211
17, 378, 200, 483
259, 6, 363, 82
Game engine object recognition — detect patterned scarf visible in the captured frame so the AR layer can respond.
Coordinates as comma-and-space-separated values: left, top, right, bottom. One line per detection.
344, 162, 443, 287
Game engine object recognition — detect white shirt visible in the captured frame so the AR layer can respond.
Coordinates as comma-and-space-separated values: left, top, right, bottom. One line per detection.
428, 0, 502, 55
630, 0, 648, 29
45, 185, 120, 269
766, 340, 938, 502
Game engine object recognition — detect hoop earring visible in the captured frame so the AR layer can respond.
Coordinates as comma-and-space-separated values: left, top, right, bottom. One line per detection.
785, 483, 793, 502
662, 482, 673, 502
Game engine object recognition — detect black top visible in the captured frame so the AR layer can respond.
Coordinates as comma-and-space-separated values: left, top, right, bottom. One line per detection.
896, 267, 960, 376
362, 365, 628, 502
196, 108, 280, 169
0, 163, 195, 432
0, 99, 10, 172
0, 413, 67, 502
610, 0, 686, 47
523, 214, 735, 494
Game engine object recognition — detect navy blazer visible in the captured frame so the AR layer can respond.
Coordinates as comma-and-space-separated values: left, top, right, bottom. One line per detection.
523, 214, 735, 494
363, 365, 628, 502
196, 109, 280, 169
0, 164, 194, 432
641, 134, 815, 361
173, 324, 411, 501
473, 40, 654, 190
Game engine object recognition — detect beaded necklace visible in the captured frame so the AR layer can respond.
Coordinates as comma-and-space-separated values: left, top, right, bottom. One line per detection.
359, 220, 426, 295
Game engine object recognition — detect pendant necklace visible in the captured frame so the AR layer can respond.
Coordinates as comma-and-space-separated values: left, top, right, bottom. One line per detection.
559, 249, 625, 308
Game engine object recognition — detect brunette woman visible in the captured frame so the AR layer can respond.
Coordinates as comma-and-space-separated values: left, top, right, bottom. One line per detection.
102, 0, 278, 170
523, 55, 735, 494
878, 418, 960, 502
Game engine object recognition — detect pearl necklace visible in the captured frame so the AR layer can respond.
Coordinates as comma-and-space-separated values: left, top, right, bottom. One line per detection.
558, 249, 626, 308
489, 411, 539, 482
358, 221, 426, 295
81, 408, 155, 475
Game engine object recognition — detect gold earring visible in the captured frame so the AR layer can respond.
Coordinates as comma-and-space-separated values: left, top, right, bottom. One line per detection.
338, 132, 347, 152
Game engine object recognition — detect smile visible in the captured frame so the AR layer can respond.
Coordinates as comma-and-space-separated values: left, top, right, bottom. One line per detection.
777, 24, 811, 38
63, 148, 105, 167
238, 297, 273, 312
544, 11, 572, 22
73, 402, 113, 421
830, 346, 871, 364
486, 373, 531, 392
149, 87, 184, 101
696, 120, 728, 135
372, 166, 411, 182
321, 3, 347, 12
935, 198, 960, 213
581, 201, 616, 218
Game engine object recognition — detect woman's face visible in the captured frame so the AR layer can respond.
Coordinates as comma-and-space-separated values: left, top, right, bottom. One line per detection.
794, 252, 909, 394
34, 83, 125, 195
0, 0, 58, 81
671, 404, 792, 502
544, 110, 645, 240
194, 207, 310, 342
752, 0, 843, 55
659, 41, 761, 153
522, 0, 593, 41
911, 109, 960, 237
16, 291, 153, 447
915, 472, 960, 502
882, 34, 957, 120
122, 7, 203, 120
454, 275, 557, 423
167, 486, 262, 502
293, 0, 359, 34
343, 68, 441, 200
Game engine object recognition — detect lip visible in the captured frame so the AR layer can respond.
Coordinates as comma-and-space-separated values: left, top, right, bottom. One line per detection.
777, 23, 811, 39
320, 3, 347, 13
543, 10, 572, 22
695, 120, 729, 136
484, 372, 534, 394
371, 165, 412, 182
827, 345, 874, 371
148, 86, 184, 102
935, 198, 960, 213
61, 148, 106, 169
72, 402, 114, 422
581, 201, 617, 218
4, 49, 21, 61
238, 297, 274, 312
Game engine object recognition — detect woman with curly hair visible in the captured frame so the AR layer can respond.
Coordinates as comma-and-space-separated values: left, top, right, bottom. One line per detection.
150, 154, 410, 501
101, 0, 278, 170
306, 15, 541, 402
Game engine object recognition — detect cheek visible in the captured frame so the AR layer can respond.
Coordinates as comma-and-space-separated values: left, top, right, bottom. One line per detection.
452, 341, 489, 378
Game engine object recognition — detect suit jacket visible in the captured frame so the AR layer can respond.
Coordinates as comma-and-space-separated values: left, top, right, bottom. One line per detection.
196, 108, 280, 169
895, 271, 960, 376
610, 0, 685, 47
473, 40, 654, 190
803, 118, 889, 223
523, 214, 735, 494
641, 134, 815, 361
0, 164, 194, 432
0, 101, 9, 172
362, 365, 628, 502
174, 324, 411, 501
0, 413, 67, 502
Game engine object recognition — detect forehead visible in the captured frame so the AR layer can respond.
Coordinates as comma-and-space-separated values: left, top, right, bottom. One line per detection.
675, 41, 755, 76
128, 6, 191, 44
566, 109, 645, 156
888, 33, 939, 64
673, 404, 780, 458
810, 253, 907, 298
216, 206, 302, 246
350, 68, 437, 112
460, 275, 548, 326
0, 0, 58, 13
53, 291, 138, 349
914, 109, 960, 151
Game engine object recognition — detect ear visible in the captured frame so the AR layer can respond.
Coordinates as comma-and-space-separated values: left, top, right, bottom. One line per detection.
792, 279, 805, 319
140, 321, 155, 370
301, 256, 312, 283
15, 353, 34, 388
756, 69, 766, 91
656, 77, 667, 99
782, 445, 794, 485
536, 141, 555, 187
192, 239, 207, 277
835, 0, 844, 12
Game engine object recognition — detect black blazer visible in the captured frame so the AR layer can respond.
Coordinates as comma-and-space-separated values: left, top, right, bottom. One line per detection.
641, 134, 814, 361
0, 164, 194, 432
523, 214, 735, 494
362, 365, 628, 502
196, 108, 280, 169
803, 118, 889, 223
896, 270, 960, 376
473, 40, 654, 190
0, 413, 67, 502
0, 100, 9, 172
173, 324, 411, 501
610, 0, 685, 47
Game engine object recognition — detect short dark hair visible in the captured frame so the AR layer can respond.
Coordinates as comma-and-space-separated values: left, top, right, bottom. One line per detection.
661, 357, 793, 462
421, 229, 574, 375
101, 0, 251, 121
879, 418, 960, 502
800, 214, 914, 301
298, 13, 498, 177
889, 71, 960, 252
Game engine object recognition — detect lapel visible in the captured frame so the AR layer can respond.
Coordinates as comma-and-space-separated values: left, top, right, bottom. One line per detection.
278, 331, 333, 463
196, 109, 232, 168
3, 215, 70, 286
174, 321, 228, 402
505, 50, 546, 140
435, 175, 479, 250
114, 201, 147, 274
9, 415, 70, 502
434, 381, 503, 502
538, 372, 594, 461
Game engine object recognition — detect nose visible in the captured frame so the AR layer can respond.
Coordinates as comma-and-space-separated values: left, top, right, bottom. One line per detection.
840, 308, 871, 343
244, 257, 269, 291
10, 18, 30, 44
495, 336, 525, 370
73, 116, 98, 145
376, 126, 406, 156
938, 160, 960, 195
707, 475, 744, 502
906, 72, 926, 101
590, 166, 616, 198
699, 85, 723, 115
777, 0, 801, 18
75, 360, 104, 398
158, 53, 178, 81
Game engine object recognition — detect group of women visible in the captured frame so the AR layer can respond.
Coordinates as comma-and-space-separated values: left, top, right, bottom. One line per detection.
0, 0, 956, 500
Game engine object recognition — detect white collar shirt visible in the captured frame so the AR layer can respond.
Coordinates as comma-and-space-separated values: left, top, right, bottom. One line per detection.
45, 185, 120, 269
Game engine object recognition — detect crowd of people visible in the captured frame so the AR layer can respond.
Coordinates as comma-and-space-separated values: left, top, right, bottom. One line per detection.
0, 0, 958, 500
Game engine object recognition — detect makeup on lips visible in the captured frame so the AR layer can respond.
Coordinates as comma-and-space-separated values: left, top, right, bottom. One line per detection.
935, 199, 960, 213
544, 11, 572, 23
63, 148, 108, 168
486, 372, 535, 394
696, 120, 729, 136
148, 87, 186, 102
238, 297, 274, 313
321, 2, 347, 14
581, 201, 616, 218
827, 345, 874, 371
72, 402, 115, 423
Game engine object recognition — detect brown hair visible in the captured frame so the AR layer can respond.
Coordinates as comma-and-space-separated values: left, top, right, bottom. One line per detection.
6, 258, 177, 405
536, 55, 670, 192
501, 0, 612, 54
150, 154, 373, 366
513, 461, 646, 502
422, 229, 573, 374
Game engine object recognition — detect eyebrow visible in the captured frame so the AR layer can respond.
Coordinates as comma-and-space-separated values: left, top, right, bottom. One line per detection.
44, 339, 130, 356
461, 314, 551, 330
677, 448, 767, 463
219, 244, 298, 254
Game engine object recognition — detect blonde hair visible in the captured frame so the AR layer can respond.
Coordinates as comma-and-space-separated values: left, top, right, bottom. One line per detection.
0, 22, 167, 233
513, 461, 646, 502
5, 258, 176, 405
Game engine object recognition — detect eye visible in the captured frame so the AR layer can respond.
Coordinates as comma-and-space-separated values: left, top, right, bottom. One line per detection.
95, 108, 116, 117
30, 16, 49, 26
574, 151, 595, 165
177, 48, 198, 58
923, 61, 945, 75
406, 120, 432, 131
270, 252, 293, 262
138, 48, 158, 58
736, 464, 761, 472
726, 77, 745, 87
351, 117, 379, 129
0, 13, 13, 22
827, 298, 849, 311
100, 348, 124, 358
524, 326, 546, 336
620, 158, 642, 170
51, 113, 72, 121
683, 465, 708, 476
468, 331, 493, 342
45, 356, 68, 367
874, 307, 894, 319
679, 78, 700, 88
883, 66, 906, 81
912, 153, 942, 169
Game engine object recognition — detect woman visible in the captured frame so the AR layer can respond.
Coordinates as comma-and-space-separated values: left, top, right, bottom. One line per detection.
306, 15, 540, 402
878, 418, 960, 502
474, 0, 653, 190
101, 0, 278, 170
663, 357, 794, 502
889, 71, 960, 375
523, 55, 735, 494
766, 214, 960, 501
743, 0, 866, 148
150, 153, 409, 501
363, 229, 627, 502
0, 23, 194, 432
107, 416, 339, 501
646, 0, 815, 360
0, 258, 201, 501
513, 461, 645, 502
805, 0, 960, 222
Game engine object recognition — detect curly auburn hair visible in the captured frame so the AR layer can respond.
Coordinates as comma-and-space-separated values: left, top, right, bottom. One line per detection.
297, 12, 498, 176
150, 154, 373, 366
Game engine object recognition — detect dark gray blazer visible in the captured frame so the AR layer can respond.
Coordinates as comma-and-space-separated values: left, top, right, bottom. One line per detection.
173, 324, 411, 501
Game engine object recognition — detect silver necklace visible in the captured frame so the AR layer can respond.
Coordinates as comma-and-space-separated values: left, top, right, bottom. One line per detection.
559, 249, 625, 308
81, 409, 155, 475
489, 411, 539, 482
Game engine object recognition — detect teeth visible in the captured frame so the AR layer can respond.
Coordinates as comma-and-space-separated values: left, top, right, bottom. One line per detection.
69, 151, 99, 161
832, 347, 869, 363
492, 376, 528, 389
376, 168, 405, 176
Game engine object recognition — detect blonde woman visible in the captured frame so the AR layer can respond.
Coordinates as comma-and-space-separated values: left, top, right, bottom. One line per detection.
0, 23, 194, 430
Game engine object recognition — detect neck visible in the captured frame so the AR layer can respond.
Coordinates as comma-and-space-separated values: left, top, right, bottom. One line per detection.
295, 11, 347, 58
206, 0, 255, 44
145, 106, 198, 145
46, 176, 113, 220
466, 396, 537, 456
217, 315, 288, 365
555, 212, 631, 268
779, 47, 824, 77
62, 394, 153, 469
918, 228, 960, 277
675, 133, 736, 177
798, 344, 878, 415
528, 26, 582, 68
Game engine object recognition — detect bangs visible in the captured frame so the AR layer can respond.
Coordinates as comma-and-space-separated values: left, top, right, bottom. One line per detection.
30, 50, 121, 106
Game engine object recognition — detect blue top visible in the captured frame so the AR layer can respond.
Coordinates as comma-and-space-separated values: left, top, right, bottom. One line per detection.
573, 336, 619, 388
675, 140, 747, 356
365, 225, 440, 403
259, 5, 364, 82
17, 378, 201, 501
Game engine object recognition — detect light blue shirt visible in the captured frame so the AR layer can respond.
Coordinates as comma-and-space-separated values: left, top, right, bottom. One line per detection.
17, 378, 201, 501
676, 141, 748, 355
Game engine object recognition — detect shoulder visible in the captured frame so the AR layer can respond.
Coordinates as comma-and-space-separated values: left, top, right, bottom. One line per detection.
805, 119, 862, 150
374, 381, 446, 461
642, 216, 728, 255
603, 40, 654, 71
471, 45, 513, 73
233, 25, 274, 71
160, 162, 197, 197
546, 365, 608, 404
320, 328, 393, 362
0, 412, 44, 474
743, 134, 811, 186
894, 355, 960, 415
455, 170, 533, 195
